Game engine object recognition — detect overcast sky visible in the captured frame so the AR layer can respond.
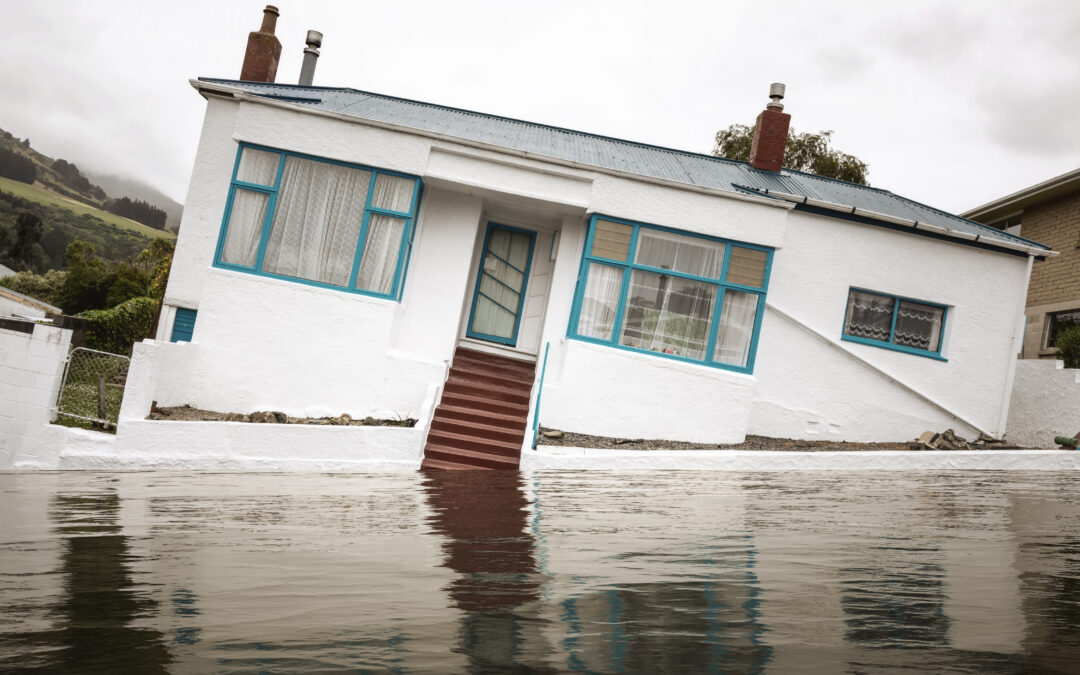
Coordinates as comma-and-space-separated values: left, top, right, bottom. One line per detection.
2, 0, 1077, 213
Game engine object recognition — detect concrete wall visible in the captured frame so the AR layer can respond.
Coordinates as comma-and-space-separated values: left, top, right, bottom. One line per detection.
1007, 359, 1080, 448
0, 321, 71, 468
0, 287, 58, 319
1019, 191, 1080, 358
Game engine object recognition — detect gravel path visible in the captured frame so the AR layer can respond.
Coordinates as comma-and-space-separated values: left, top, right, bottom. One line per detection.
536, 428, 1026, 452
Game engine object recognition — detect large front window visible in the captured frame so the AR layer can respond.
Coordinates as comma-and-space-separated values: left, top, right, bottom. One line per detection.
215, 145, 422, 300
569, 215, 772, 372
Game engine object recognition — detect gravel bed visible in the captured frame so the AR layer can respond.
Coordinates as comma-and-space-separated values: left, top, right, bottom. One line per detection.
148, 405, 416, 427
536, 428, 1026, 452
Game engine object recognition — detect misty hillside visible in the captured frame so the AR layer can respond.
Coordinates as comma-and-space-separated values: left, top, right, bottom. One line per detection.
86, 172, 183, 230
0, 126, 177, 232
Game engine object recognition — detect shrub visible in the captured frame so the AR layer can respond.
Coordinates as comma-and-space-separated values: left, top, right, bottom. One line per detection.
80, 296, 157, 355
1056, 325, 1080, 369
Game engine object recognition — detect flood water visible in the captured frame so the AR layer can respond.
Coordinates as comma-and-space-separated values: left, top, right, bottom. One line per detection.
1, 471, 1079, 674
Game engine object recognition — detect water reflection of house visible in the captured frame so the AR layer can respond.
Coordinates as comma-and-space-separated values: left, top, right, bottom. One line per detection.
127, 6, 1055, 468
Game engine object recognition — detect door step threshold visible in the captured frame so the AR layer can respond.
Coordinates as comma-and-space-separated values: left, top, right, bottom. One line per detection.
456, 338, 537, 363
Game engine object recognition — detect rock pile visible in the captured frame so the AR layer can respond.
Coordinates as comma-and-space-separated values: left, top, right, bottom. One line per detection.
148, 405, 416, 427
908, 429, 1013, 450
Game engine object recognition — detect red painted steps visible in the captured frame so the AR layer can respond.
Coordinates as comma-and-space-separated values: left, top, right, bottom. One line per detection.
421, 347, 536, 470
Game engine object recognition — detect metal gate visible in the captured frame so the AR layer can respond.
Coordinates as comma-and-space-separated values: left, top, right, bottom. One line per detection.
55, 347, 130, 430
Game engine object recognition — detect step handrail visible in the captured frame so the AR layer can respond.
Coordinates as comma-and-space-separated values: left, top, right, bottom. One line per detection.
531, 342, 551, 450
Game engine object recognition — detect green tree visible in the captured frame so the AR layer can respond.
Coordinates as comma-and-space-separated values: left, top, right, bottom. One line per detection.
712, 125, 870, 185
58, 240, 110, 314
1056, 325, 1080, 369
11, 211, 44, 269
104, 262, 149, 307
0, 268, 67, 306
135, 238, 174, 299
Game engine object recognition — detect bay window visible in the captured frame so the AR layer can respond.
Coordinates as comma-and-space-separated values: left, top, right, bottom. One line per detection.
215, 144, 421, 300
569, 215, 772, 373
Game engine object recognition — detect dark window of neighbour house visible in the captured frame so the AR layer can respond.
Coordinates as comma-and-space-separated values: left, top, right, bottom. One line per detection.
1046, 309, 1080, 349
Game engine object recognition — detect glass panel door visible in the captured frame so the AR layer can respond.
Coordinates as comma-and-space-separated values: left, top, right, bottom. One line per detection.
467, 224, 536, 345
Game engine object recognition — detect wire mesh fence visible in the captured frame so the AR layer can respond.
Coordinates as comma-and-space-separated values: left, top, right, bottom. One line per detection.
55, 347, 130, 430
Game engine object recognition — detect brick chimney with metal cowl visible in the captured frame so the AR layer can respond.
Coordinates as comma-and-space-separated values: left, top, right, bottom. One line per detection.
240, 5, 282, 83
749, 83, 791, 172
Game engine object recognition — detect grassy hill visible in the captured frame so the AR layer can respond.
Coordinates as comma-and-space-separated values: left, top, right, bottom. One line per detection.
0, 128, 174, 272
0, 176, 173, 239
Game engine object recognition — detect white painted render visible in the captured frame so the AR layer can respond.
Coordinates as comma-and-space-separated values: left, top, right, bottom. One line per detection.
1007, 359, 1080, 448
0, 322, 70, 468
0, 287, 59, 319
126, 94, 1038, 452
522, 447, 1080, 470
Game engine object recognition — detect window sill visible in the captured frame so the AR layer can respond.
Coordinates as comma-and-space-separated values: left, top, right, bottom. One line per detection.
210, 264, 401, 304
567, 334, 755, 374
841, 335, 948, 362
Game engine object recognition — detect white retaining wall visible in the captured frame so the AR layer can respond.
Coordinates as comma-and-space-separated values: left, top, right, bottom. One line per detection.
1007, 359, 1080, 448
0, 322, 71, 468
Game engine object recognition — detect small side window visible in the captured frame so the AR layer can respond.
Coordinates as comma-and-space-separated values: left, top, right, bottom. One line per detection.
1045, 309, 1080, 349
170, 308, 197, 343
842, 289, 946, 359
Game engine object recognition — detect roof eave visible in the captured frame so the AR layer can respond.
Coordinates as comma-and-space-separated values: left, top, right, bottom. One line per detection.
753, 188, 1057, 259
962, 167, 1080, 222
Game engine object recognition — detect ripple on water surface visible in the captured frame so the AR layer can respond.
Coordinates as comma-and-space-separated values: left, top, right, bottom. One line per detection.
1, 470, 1079, 673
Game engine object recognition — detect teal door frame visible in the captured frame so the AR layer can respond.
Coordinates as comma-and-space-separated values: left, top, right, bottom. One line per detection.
465, 222, 537, 346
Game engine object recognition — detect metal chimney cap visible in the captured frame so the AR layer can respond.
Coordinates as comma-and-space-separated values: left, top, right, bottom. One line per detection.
305, 30, 323, 48
767, 83, 786, 109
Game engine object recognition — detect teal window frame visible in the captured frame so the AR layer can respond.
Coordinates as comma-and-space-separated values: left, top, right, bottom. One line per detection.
212, 143, 423, 301
840, 287, 948, 361
170, 307, 197, 342
566, 214, 773, 374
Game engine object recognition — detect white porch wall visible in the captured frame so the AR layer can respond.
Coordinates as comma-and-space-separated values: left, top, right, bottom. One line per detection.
750, 211, 1030, 442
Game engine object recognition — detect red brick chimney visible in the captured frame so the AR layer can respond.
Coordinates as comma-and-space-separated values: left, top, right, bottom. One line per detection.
240, 5, 282, 83
749, 83, 791, 172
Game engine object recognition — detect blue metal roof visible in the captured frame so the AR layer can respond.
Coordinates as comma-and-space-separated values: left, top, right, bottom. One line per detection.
198, 78, 1051, 254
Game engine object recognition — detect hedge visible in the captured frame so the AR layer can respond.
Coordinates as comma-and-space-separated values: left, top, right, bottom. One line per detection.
79, 296, 157, 355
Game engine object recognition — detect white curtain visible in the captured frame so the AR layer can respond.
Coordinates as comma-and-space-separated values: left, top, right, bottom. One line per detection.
577, 263, 624, 341
355, 215, 405, 295
261, 157, 371, 287
845, 291, 895, 341
236, 148, 280, 186
221, 189, 268, 267
634, 229, 725, 278
894, 300, 943, 351
618, 270, 713, 360
714, 290, 759, 367
370, 174, 415, 213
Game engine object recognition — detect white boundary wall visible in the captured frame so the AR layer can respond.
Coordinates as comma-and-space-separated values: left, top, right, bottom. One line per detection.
1007, 359, 1080, 448
0, 322, 71, 468
523, 447, 1080, 470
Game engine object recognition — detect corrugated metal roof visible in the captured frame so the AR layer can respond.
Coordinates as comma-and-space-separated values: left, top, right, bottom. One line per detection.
199, 78, 1051, 253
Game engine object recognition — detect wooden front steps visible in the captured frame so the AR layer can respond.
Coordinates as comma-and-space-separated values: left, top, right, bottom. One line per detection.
421, 347, 536, 470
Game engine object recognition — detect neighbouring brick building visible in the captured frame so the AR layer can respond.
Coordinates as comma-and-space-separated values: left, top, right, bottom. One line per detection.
964, 168, 1080, 359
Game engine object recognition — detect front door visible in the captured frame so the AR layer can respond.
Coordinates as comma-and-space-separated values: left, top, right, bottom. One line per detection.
466, 223, 536, 346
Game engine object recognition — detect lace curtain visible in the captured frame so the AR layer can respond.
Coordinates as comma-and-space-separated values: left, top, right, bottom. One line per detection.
713, 290, 758, 367
844, 291, 895, 341
619, 270, 715, 360
261, 157, 371, 287
221, 189, 268, 267
577, 264, 624, 341
894, 300, 943, 351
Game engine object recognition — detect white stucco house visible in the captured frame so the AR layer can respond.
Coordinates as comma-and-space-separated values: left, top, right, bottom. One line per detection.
121, 9, 1055, 469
